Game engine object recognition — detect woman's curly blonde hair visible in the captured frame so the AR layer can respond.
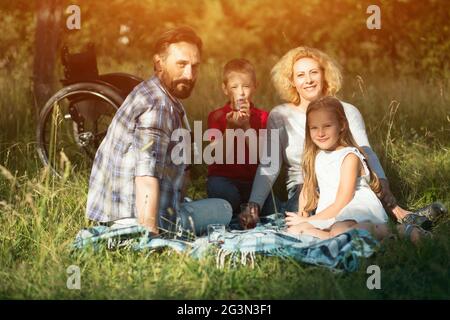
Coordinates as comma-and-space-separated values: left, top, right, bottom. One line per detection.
271, 47, 343, 105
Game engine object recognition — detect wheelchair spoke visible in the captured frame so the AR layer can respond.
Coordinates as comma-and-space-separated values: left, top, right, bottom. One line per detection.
37, 82, 122, 177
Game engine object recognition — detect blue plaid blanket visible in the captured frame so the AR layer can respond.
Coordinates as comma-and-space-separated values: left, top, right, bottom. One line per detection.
72, 215, 379, 272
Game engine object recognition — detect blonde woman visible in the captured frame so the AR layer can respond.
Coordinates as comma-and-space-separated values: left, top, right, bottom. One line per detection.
239, 46, 434, 229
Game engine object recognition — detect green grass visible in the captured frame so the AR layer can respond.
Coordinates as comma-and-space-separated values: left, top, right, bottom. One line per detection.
0, 65, 449, 299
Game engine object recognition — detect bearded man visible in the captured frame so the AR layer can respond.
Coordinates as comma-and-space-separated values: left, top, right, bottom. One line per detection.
86, 26, 232, 236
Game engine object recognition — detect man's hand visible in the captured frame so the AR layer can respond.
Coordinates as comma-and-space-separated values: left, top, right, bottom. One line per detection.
238, 202, 260, 229
285, 211, 308, 226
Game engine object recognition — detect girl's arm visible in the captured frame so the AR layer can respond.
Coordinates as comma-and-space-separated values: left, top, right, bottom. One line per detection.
285, 186, 308, 226
307, 153, 360, 221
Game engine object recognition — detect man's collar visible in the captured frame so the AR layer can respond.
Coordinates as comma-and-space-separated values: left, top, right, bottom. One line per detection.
149, 75, 185, 116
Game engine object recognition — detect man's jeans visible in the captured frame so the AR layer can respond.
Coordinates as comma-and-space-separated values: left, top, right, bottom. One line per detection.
177, 198, 232, 236
109, 198, 232, 237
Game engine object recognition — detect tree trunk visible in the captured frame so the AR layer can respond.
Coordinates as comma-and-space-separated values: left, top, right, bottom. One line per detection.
33, 0, 63, 117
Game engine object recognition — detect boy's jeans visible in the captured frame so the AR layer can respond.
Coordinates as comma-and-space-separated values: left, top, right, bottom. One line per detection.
207, 176, 301, 216
207, 176, 282, 216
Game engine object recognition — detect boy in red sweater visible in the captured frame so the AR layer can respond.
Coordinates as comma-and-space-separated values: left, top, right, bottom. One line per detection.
207, 59, 272, 216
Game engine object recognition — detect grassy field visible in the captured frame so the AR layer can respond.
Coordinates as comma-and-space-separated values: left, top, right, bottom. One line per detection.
0, 63, 449, 299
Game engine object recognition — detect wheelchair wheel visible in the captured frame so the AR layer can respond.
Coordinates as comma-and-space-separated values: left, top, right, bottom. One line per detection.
36, 82, 124, 177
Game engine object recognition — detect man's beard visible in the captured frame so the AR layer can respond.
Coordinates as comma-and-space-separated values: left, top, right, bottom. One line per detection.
160, 72, 195, 99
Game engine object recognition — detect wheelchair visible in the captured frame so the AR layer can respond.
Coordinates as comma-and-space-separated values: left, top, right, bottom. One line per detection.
36, 43, 143, 177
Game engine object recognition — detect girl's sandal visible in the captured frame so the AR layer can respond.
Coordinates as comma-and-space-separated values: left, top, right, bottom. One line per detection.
412, 202, 448, 222
404, 224, 433, 243
400, 214, 432, 231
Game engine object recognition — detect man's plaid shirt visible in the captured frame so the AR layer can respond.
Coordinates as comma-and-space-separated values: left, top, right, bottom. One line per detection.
86, 76, 187, 225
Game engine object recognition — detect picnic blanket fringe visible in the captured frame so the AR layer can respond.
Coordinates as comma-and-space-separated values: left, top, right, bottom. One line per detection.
216, 247, 290, 269
72, 222, 379, 272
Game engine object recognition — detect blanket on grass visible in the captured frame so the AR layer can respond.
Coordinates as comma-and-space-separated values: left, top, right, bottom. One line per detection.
72, 215, 379, 272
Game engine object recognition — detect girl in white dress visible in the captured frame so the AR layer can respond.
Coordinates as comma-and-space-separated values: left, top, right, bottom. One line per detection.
285, 96, 390, 239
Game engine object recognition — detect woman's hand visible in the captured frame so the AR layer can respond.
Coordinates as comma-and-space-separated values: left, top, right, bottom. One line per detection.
285, 211, 308, 226
379, 178, 397, 210
238, 202, 260, 229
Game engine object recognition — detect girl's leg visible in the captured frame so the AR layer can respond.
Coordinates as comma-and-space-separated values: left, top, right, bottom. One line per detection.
289, 221, 357, 240
328, 221, 357, 238
301, 227, 332, 239
287, 222, 330, 239
353, 222, 427, 244
352, 222, 390, 241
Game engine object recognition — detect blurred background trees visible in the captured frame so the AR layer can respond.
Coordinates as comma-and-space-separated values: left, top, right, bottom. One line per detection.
33, 0, 63, 113
0, 0, 449, 110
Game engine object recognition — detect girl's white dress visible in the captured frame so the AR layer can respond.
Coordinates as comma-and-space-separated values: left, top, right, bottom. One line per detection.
307, 147, 388, 230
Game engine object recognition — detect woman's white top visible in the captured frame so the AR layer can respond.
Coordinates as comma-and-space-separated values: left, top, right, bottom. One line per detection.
307, 147, 388, 230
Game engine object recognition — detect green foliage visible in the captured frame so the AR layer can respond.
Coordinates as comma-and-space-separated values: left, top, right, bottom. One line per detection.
1, 66, 449, 298
0, 0, 449, 299
2, 0, 450, 81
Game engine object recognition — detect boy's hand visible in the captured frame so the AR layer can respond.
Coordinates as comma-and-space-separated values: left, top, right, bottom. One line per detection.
285, 211, 308, 226
226, 98, 250, 129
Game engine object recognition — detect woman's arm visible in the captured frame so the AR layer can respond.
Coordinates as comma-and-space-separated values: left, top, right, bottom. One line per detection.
248, 113, 283, 208
240, 112, 282, 229
343, 103, 401, 210
343, 102, 386, 179
307, 153, 360, 221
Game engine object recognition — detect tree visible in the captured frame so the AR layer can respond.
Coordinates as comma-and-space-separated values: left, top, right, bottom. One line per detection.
33, 0, 63, 117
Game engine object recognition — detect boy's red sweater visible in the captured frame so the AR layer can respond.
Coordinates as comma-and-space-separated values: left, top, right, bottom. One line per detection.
207, 102, 269, 182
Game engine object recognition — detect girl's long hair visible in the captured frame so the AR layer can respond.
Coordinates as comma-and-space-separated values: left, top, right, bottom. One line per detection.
302, 96, 382, 212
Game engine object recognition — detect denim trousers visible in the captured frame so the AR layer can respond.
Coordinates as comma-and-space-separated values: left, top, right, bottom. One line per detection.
284, 183, 302, 213
176, 198, 233, 236
108, 198, 232, 237
109, 183, 300, 236
207, 176, 282, 216
207, 176, 303, 215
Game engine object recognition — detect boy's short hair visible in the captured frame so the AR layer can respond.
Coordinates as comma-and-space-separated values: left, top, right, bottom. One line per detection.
223, 58, 256, 85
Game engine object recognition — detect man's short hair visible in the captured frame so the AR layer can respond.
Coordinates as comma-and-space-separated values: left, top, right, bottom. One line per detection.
223, 58, 256, 85
154, 26, 203, 57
